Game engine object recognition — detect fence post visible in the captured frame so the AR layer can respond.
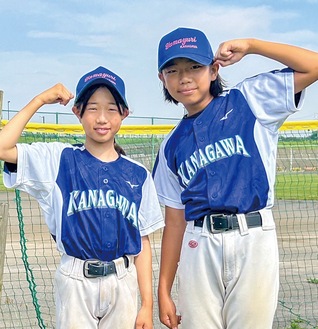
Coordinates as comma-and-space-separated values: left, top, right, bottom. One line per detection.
290, 147, 293, 172
151, 117, 155, 168
0, 90, 3, 121
0, 202, 9, 297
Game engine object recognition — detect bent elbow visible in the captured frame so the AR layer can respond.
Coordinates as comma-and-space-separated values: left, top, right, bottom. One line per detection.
0, 146, 18, 164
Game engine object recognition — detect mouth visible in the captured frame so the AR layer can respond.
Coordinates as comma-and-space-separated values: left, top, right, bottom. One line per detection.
94, 127, 110, 135
178, 88, 196, 95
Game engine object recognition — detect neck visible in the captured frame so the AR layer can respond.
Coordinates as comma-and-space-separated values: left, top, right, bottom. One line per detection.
184, 95, 214, 116
85, 141, 119, 162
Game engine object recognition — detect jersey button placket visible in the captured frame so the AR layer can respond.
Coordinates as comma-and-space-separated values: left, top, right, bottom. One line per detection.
194, 119, 207, 148
195, 119, 222, 204
100, 165, 110, 255
102, 167, 109, 185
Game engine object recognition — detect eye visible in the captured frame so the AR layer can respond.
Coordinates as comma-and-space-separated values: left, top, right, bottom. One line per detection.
87, 106, 97, 112
191, 64, 203, 70
108, 106, 120, 113
164, 67, 177, 74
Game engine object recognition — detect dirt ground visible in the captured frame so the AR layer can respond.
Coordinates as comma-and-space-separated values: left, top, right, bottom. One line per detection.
0, 191, 317, 329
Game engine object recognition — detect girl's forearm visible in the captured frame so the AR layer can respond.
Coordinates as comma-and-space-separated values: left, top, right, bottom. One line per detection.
0, 83, 73, 163
135, 236, 153, 308
248, 38, 318, 74
0, 97, 44, 162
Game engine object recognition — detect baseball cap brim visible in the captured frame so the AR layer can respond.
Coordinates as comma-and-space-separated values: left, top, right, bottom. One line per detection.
158, 53, 212, 71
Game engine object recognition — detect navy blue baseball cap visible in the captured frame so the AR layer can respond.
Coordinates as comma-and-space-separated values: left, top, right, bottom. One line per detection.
158, 27, 214, 71
75, 66, 128, 108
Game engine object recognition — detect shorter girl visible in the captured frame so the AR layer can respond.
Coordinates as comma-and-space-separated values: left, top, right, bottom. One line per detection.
0, 66, 164, 329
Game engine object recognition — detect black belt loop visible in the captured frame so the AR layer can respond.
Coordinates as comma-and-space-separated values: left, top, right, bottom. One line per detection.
83, 256, 129, 278
123, 255, 129, 268
194, 212, 262, 234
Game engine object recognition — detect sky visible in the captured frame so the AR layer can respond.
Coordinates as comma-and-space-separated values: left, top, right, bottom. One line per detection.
1, 0, 318, 125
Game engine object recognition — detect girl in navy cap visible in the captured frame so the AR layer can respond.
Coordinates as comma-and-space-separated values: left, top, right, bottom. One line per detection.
0, 66, 164, 328
153, 27, 318, 329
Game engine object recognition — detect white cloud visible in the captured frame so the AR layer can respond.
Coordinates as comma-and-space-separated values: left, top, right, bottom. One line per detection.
1, 0, 318, 122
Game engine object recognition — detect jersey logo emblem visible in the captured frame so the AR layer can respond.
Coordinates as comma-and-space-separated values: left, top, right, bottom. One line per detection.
188, 240, 198, 248
220, 108, 233, 121
125, 180, 139, 188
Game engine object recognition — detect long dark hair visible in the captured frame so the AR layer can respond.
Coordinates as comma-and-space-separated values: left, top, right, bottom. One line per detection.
114, 140, 126, 155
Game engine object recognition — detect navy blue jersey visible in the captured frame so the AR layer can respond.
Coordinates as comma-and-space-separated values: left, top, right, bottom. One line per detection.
4, 142, 164, 261
153, 69, 304, 221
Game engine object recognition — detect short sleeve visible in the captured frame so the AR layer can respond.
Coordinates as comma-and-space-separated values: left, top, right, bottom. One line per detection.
152, 137, 185, 209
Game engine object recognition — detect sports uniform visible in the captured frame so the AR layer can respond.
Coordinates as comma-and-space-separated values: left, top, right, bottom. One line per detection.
2, 66, 165, 329
153, 64, 304, 327
4, 142, 164, 327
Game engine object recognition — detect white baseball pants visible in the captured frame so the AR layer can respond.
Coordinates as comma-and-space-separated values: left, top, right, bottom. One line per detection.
177, 209, 279, 329
54, 254, 137, 329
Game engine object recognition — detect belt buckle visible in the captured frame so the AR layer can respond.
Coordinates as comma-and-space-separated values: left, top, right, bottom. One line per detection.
83, 259, 102, 278
208, 214, 232, 233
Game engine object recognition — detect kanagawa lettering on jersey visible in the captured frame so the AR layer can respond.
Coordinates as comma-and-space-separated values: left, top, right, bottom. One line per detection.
67, 188, 138, 227
153, 69, 299, 220
4, 142, 162, 261
177, 134, 250, 187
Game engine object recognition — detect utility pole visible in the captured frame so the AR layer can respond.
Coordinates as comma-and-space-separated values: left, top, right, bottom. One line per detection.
0, 90, 3, 121
0, 203, 9, 298
7, 101, 10, 120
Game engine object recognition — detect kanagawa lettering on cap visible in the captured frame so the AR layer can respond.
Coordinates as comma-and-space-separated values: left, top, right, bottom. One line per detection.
158, 27, 214, 71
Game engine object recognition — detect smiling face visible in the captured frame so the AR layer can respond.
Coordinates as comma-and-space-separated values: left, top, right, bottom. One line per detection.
159, 58, 218, 116
73, 86, 128, 154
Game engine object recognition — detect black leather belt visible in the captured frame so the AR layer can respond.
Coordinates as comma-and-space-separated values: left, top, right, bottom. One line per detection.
83, 256, 129, 278
194, 212, 262, 233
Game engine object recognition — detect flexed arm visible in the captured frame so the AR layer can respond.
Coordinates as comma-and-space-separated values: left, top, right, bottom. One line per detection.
0, 84, 73, 164
214, 38, 318, 93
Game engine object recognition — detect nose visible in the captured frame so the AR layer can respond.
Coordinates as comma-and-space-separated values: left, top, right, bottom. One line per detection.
179, 70, 192, 84
96, 110, 109, 123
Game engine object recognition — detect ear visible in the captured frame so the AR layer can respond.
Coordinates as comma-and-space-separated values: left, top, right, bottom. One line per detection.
72, 106, 82, 121
121, 108, 129, 120
210, 63, 219, 81
158, 72, 166, 87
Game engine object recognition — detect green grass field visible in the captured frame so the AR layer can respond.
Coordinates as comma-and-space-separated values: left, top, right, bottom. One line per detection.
1, 134, 317, 199
1, 170, 317, 200
275, 172, 318, 200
